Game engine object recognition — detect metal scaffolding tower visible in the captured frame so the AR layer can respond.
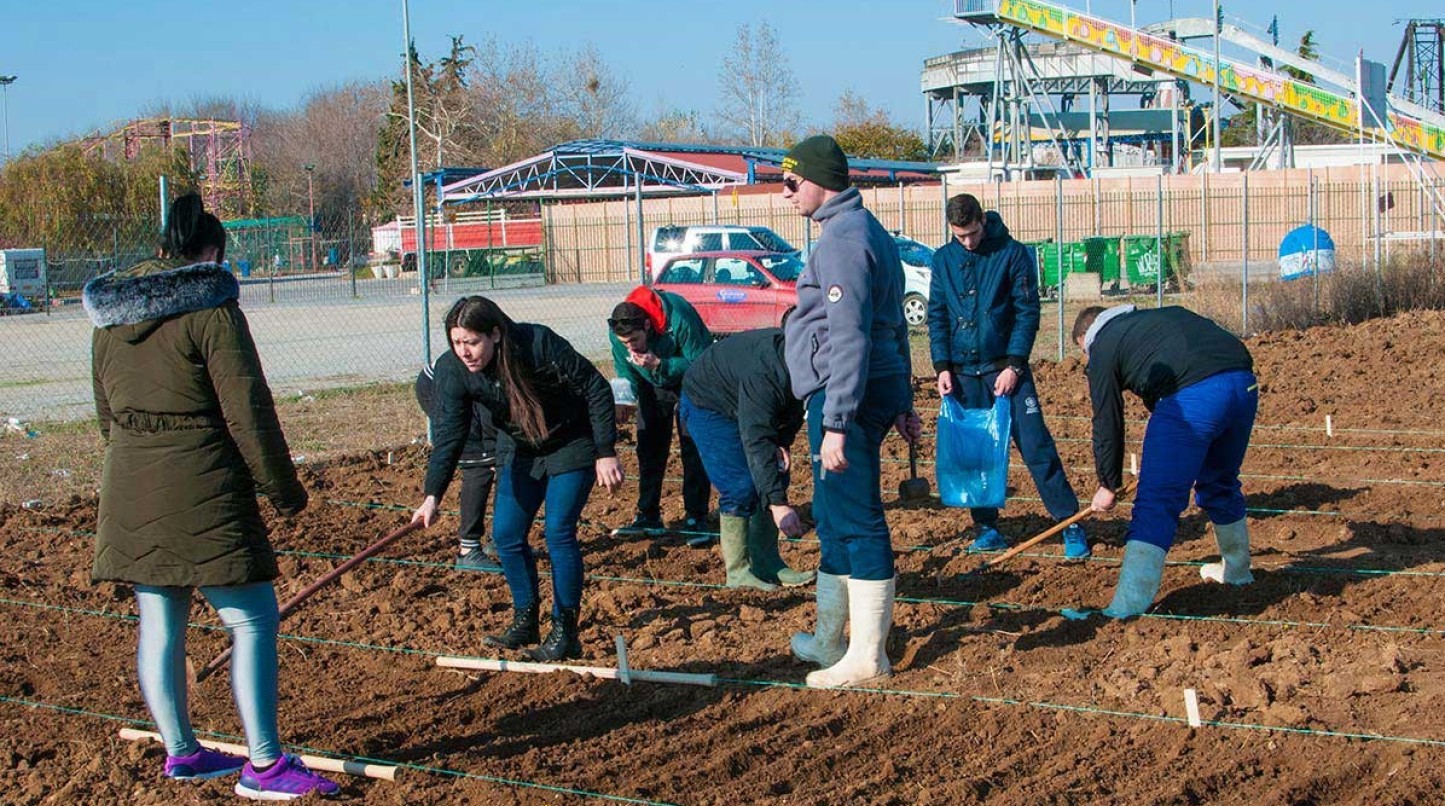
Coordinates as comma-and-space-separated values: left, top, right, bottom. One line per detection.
1389, 20, 1445, 115
79, 118, 252, 216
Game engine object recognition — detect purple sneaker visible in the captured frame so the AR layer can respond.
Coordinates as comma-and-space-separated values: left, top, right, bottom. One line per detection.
163, 746, 247, 780
234, 754, 340, 800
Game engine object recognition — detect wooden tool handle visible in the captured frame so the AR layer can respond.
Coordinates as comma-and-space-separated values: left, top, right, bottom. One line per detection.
195, 520, 421, 683
981, 482, 1135, 570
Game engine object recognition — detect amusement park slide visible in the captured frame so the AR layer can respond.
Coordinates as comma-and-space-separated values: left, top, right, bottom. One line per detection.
958, 0, 1445, 161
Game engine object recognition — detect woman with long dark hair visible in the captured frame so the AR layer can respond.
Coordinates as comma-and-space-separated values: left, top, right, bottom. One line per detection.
413, 295, 623, 660
84, 193, 338, 799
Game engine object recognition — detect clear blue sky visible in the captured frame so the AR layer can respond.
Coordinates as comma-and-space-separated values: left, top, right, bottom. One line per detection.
1, 0, 1439, 157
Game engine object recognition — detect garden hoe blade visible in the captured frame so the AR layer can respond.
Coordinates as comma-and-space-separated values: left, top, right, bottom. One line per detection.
898, 441, 931, 503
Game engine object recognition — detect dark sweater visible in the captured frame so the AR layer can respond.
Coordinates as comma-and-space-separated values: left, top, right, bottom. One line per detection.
682, 329, 803, 506
1086, 306, 1253, 489
424, 323, 616, 498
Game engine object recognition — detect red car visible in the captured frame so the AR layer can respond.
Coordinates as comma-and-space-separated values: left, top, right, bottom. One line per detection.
651, 250, 803, 334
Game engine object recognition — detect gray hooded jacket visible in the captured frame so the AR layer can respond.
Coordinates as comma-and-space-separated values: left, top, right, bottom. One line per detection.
783, 187, 911, 431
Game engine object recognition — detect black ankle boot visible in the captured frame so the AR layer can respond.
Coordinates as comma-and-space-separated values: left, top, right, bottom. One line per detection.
524, 607, 581, 661
484, 603, 540, 649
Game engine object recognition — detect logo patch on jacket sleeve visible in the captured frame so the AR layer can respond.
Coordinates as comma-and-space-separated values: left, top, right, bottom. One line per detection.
826, 284, 844, 303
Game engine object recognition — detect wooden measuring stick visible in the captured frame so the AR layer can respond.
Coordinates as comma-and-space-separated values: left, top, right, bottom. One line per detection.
117, 728, 397, 781
436, 656, 716, 687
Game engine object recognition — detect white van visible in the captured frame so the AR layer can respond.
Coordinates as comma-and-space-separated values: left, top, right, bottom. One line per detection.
646, 225, 795, 281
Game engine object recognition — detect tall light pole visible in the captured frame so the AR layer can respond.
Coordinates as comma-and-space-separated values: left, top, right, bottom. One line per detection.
1212, 0, 1223, 172
401, 0, 431, 366
303, 163, 318, 270
0, 75, 16, 162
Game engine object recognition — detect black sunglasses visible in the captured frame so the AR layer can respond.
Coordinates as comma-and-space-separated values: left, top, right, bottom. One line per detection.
609, 316, 647, 334
781, 176, 801, 193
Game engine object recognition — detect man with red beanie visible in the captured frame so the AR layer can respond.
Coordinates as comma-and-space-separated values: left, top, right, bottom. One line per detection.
608, 285, 715, 545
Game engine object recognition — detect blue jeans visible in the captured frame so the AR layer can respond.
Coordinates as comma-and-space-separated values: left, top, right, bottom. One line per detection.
1130, 370, 1258, 551
492, 461, 595, 615
951, 368, 1079, 526
134, 582, 281, 766
807, 374, 912, 581
678, 393, 774, 517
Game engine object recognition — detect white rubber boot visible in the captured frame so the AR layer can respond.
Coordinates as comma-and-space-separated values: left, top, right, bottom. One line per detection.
1101, 541, 1167, 619
805, 576, 895, 688
1200, 518, 1254, 585
790, 572, 848, 668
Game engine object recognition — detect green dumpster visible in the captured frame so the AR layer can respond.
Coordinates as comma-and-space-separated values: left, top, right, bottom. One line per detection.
1082, 236, 1121, 283
1122, 235, 1172, 287
1037, 241, 1086, 288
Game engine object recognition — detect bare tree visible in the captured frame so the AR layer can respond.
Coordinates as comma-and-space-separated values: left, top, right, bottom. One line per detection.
253, 81, 388, 219
716, 22, 800, 147
638, 106, 715, 144
556, 44, 637, 140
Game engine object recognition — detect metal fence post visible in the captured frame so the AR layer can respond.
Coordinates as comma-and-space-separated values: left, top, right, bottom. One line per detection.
1309, 169, 1319, 314
349, 212, 358, 299
1242, 173, 1250, 333
1055, 175, 1065, 360
1156, 173, 1164, 309
1199, 170, 1208, 264
636, 181, 645, 284
939, 174, 949, 244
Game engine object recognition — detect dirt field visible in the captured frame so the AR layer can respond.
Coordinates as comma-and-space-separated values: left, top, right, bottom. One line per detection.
2, 311, 1443, 804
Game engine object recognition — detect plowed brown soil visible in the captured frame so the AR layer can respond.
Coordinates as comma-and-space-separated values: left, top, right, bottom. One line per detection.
3, 311, 1445, 804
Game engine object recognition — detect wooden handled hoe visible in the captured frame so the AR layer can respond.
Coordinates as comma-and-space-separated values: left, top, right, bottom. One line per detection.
959, 482, 1135, 576
192, 520, 422, 684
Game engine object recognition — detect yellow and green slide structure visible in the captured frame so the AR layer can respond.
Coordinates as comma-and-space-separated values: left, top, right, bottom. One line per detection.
973, 0, 1445, 160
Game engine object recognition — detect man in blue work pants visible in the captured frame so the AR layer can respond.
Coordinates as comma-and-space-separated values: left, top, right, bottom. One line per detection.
1067, 304, 1259, 620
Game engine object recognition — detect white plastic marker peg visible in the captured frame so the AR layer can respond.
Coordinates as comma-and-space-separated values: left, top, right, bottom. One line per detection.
1130, 453, 1138, 476
1183, 688, 1202, 728
615, 634, 631, 686
1325, 415, 1333, 438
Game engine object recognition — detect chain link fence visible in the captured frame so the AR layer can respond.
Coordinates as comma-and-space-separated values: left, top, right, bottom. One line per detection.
2, 169, 1441, 422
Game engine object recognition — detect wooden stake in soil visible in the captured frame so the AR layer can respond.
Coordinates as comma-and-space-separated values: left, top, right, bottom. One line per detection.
436, 656, 716, 687
117, 728, 398, 781
1183, 688, 1203, 728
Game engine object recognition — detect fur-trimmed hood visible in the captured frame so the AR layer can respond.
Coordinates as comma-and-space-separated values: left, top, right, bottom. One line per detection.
83, 259, 240, 340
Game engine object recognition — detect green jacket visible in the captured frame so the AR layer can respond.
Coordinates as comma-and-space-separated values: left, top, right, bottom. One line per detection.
84, 259, 304, 587
609, 288, 712, 396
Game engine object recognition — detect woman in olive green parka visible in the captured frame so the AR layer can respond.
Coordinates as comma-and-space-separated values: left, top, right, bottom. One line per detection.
84, 194, 337, 798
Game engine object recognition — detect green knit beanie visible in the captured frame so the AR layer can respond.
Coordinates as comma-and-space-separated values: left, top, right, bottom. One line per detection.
781, 135, 850, 192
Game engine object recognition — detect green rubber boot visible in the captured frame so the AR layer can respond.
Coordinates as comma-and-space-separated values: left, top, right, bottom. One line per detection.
719, 514, 777, 591
747, 510, 814, 587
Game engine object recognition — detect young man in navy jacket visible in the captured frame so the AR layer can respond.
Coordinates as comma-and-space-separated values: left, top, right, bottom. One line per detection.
926, 193, 1087, 558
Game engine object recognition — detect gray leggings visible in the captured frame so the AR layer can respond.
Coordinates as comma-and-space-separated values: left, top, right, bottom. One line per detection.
134, 582, 281, 765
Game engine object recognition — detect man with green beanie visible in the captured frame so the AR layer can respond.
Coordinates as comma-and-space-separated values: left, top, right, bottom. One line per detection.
780, 134, 921, 688
679, 328, 813, 591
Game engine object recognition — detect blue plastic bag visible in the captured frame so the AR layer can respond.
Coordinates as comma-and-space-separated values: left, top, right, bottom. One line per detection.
935, 394, 1011, 509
